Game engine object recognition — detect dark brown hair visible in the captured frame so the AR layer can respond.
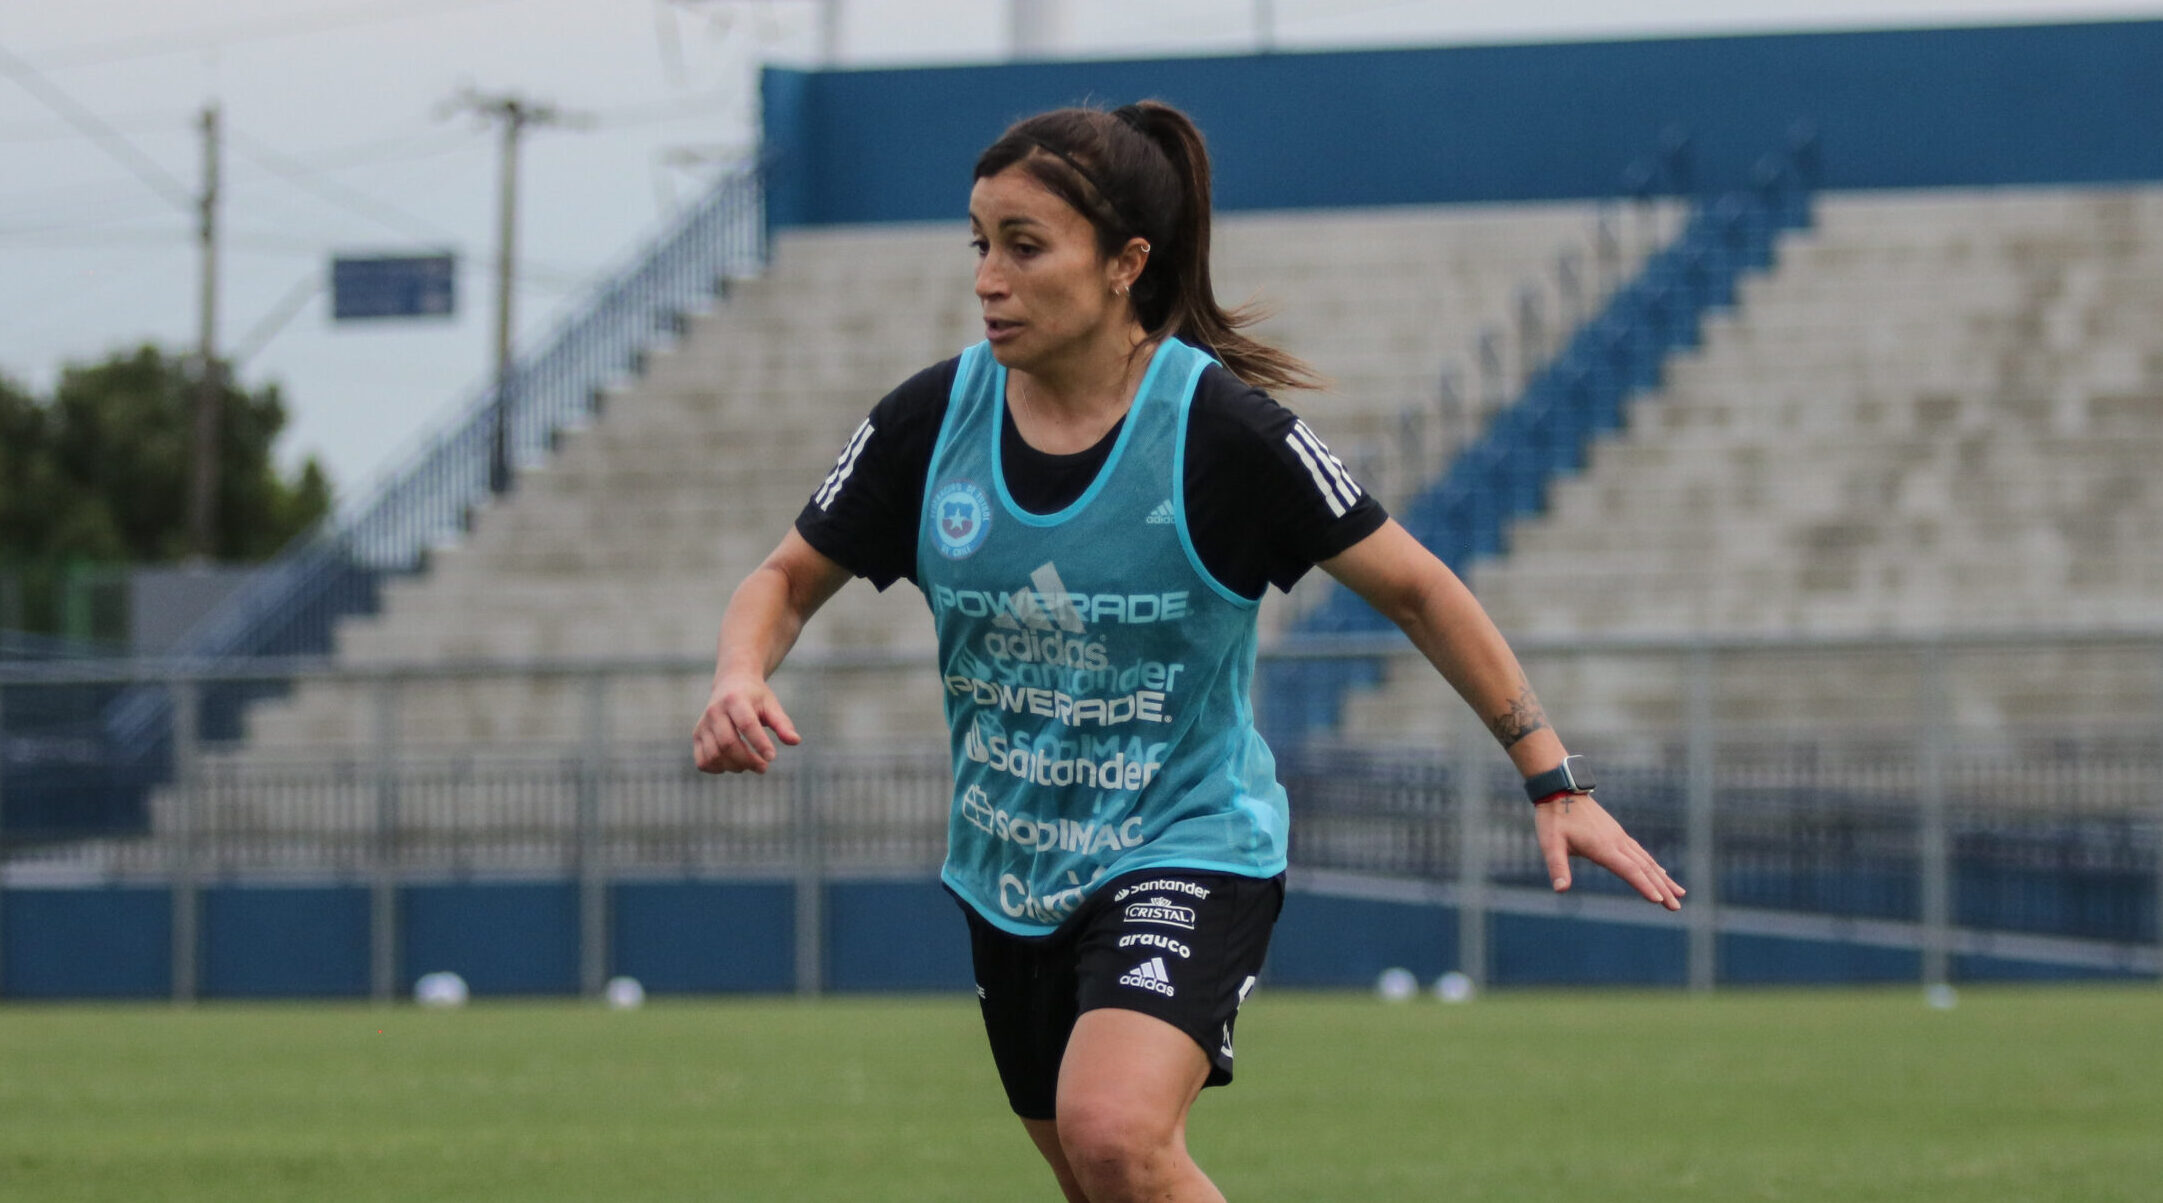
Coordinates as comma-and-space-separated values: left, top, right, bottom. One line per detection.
974, 100, 1321, 393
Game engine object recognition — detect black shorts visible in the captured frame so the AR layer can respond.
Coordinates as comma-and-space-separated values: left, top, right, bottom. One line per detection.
962, 867, 1285, 1121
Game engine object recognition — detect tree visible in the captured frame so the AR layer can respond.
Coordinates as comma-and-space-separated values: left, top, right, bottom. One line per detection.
1, 372, 54, 557
1, 372, 99, 636
0, 346, 333, 636
44, 345, 332, 561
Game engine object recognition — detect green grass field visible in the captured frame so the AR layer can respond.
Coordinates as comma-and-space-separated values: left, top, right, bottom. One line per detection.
2, 987, 2158, 1201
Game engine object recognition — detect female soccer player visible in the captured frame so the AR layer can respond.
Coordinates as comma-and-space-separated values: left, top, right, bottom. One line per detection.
695, 100, 1683, 1203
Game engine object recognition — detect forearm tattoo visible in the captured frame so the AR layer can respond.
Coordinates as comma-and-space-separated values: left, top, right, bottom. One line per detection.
1488, 680, 1549, 750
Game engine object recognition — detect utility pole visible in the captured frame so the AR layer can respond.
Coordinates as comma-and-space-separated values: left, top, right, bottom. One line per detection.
1255, 0, 1277, 53
187, 103, 222, 560
818, 0, 843, 65
1010, 0, 1061, 60
445, 91, 575, 496
0, 47, 225, 554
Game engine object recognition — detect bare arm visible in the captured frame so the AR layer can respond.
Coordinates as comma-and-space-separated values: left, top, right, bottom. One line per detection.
1321, 520, 1683, 909
692, 528, 853, 775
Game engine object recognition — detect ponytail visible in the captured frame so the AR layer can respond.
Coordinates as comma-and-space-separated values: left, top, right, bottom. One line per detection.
974, 101, 1322, 393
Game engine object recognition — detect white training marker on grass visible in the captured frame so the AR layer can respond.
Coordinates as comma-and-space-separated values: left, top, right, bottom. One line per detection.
414, 971, 469, 1008
1376, 967, 1418, 1002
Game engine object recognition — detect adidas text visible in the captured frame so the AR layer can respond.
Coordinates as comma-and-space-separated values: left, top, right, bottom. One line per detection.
1118, 957, 1176, 997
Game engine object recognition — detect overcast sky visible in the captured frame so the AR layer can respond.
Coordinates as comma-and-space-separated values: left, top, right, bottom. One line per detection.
5, 0, 2160, 501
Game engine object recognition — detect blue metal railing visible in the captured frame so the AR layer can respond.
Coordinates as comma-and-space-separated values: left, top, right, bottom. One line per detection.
192, 164, 765, 650
83, 165, 769, 811
1263, 149, 1817, 745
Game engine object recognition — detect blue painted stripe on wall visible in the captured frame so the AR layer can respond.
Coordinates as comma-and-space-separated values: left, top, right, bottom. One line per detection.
764, 21, 2163, 227
401, 882, 579, 996
1957, 866, 2157, 943
1492, 912, 1690, 987
1, 887, 171, 999
1269, 893, 1457, 987
1718, 933, 1920, 986
613, 881, 795, 993
823, 880, 973, 992
1952, 953, 2152, 983
6, 878, 2152, 997
201, 885, 371, 998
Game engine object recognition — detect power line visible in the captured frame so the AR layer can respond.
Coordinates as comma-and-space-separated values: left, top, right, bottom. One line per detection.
2, 224, 593, 288
0, 110, 191, 145
0, 188, 187, 231
0, 174, 186, 220
227, 126, 464, 246
221, 126, 594, 284
248, 126, 482, 176
0, 228, 195, 250
2, 216, 593, 293
19, 0, 531, 71
586, 87, 745, 130
0, 228, 358, 255
228, 271, 327, 368
0, 126, 480, 222
0, 211, 186, 240
0, 134, 472, 242
0, 41, 195, 212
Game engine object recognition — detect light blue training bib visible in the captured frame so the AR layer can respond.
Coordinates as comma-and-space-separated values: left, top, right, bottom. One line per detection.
918, 336, 1289, 936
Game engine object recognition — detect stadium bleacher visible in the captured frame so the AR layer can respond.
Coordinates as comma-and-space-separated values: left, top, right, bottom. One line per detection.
204, 200, 1670, 767
1341, 186, 2163, 742
128, 178, 2163, 834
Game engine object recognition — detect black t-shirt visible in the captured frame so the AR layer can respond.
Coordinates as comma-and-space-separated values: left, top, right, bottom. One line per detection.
795, 356, 1388, 601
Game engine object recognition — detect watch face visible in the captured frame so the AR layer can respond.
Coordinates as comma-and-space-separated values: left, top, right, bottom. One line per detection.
1565, 755, 1595, 792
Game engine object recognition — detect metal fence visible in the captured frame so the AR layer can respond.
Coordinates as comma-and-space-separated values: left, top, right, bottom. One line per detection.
2, 630, 2159, 998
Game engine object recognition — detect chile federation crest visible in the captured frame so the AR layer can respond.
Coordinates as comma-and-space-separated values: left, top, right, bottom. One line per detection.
932, 480, 992, 559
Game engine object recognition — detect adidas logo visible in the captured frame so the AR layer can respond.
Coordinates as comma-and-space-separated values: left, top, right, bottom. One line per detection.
1145, 499, 1175, 524
1117, 956, 1176, 997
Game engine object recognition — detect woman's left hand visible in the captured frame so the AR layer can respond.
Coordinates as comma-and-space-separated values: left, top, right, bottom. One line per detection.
1532, 793, 1686, 910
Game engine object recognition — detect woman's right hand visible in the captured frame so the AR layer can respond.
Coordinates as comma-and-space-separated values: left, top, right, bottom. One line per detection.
693, 673, 802, 774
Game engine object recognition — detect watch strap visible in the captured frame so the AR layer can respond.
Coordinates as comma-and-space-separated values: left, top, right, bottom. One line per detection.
1523, 754, 1594, 803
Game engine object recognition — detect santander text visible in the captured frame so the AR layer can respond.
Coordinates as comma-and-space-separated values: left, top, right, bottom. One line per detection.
964, 725, 1166, 791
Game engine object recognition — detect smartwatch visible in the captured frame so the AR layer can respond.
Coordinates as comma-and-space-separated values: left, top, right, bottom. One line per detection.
1523, 754, 1596, 803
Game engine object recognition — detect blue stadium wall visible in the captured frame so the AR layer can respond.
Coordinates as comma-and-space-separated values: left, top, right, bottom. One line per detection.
3, 876, 2142, 999
762, 19, 2163, 227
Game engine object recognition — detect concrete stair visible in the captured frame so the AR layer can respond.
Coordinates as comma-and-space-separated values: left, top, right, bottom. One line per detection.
176, 200, 1649, 835
1337, 186, 2163, 743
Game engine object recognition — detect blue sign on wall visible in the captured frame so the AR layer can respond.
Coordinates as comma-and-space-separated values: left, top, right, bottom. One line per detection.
331, 253, 457, 321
